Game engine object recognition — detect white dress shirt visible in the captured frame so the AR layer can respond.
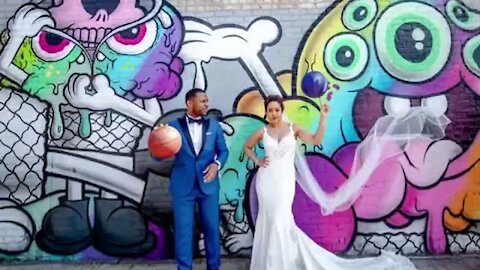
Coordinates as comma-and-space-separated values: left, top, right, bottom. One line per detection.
186, 114, 222, 169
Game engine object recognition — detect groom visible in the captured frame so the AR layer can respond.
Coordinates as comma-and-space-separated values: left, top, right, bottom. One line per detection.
165, 88, 228, 270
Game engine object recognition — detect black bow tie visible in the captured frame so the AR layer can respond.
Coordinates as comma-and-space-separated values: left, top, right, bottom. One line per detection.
187, 116, 203, 124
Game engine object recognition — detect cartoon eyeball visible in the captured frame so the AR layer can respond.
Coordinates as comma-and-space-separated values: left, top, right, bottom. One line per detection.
446, 0, 480, 31
324, 33, 369, 81
374, 2, 451, 83
342, 0, 378, 31
32, 31, 75, 61
463, 35, 480, 77
106, 20, 158, 55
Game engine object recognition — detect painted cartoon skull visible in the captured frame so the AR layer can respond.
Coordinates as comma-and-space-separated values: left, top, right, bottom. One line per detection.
0, 0, 184, 138
46, 0, 185, 99
49, 0, 145, 49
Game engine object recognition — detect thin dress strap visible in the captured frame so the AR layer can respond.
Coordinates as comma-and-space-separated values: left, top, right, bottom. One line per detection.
262, 126, 268, 139
289, 123, 296, 139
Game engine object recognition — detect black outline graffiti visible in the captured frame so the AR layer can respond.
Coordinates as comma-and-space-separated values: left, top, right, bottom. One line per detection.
371, 0, 455, 85
0, 201, 36, 255
460, 37, 480, 78
183, 16, 285, 98
0, 90, 50, 204
291, 0, 343, 95
0, 0, 185, 258
444, 0, 480, 32
340, 0, 379, 32
322, 32, 371, 82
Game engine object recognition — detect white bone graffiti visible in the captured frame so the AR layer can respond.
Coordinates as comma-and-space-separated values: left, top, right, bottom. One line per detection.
180, 17, 283, 97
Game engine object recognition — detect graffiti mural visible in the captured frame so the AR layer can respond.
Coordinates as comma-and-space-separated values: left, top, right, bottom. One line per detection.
0, 0, 184, 259
244, 0, 480, 256
0, 0, 480, 264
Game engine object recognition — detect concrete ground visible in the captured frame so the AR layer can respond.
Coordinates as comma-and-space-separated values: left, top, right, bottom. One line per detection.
0, 255, 479, 270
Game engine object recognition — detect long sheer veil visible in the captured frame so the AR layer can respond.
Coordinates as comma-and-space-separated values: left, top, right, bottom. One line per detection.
286, 106, 450, 215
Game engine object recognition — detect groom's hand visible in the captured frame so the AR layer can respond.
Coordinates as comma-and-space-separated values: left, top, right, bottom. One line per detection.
203, 163, 219, 183
154, 123, 168, 129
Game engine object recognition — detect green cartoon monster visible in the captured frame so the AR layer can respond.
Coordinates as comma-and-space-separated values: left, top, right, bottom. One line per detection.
0, 18, 90, 139
217, 115, 265, 254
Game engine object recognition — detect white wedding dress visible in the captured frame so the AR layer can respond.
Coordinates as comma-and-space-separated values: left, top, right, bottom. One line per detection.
250, 124, 417, 270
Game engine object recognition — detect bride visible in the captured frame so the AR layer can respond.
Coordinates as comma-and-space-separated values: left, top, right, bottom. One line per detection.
242, 94, 440, 270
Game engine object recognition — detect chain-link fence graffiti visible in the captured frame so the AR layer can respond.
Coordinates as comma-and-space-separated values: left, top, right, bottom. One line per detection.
448, 232, 480, 254
0, 88, 46, 204
346, 231, 480, 257
347, 232, 426, 256
47, 109, 143, 154
0, 87, 144, 204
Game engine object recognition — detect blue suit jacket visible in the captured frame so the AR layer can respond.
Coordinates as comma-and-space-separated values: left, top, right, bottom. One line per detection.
168, 117, 228, 196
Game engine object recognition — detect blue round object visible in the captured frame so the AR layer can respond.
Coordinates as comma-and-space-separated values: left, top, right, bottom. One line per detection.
301, 71, 328, 98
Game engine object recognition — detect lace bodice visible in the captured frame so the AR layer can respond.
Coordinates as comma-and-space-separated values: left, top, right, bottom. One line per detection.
263, 124, 297, 162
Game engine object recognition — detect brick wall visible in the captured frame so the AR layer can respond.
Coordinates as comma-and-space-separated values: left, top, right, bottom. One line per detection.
169, 0, 332, 12
0, 0, 479, 263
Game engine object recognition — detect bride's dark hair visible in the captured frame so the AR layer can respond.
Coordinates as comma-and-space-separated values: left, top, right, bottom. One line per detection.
264, 95, 285, 111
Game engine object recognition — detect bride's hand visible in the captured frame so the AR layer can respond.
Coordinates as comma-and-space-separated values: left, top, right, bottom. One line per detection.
256, 157, 269, 168
321, 103, 329, 117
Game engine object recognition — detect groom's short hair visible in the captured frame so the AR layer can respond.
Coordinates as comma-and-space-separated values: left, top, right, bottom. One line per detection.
185, 88, 206, 103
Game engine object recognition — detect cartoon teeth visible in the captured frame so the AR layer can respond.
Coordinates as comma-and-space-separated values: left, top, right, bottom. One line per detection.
76, 54, 85, 64
384, 96, 411, 118
383, 94, 449, 118
97, 52, 106, 61
159, 10, 172, 28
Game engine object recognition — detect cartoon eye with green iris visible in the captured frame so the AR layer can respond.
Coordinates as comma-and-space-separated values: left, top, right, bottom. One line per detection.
446, 0, 480, 31
342, 0, 377, 31
463, 35, 480, 77
324, 33, 368, 81
374, 2, 451, 83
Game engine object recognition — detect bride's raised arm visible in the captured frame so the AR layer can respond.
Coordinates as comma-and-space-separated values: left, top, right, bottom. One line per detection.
293, 104, 329, 145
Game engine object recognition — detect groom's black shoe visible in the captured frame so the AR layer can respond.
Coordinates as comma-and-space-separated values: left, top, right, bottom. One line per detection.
92, 198, 156, 256
36, 196, 92, 255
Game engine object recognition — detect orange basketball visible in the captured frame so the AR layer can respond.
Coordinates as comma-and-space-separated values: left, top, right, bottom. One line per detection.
148, 125, 182, 158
